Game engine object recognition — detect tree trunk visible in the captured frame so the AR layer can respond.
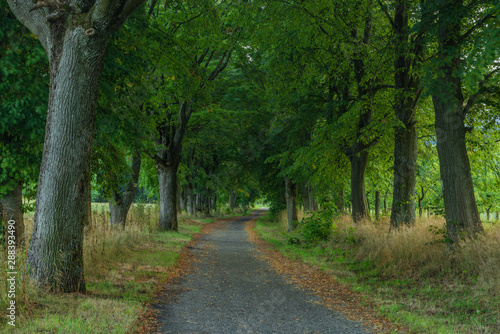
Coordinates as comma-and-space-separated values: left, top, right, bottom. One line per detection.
180, 186, 186, 212
27, 33, 109, 293
496, 211, 499, 221
187, 185, 194, 215
7, 0, 146, 293
383, 190, 388, 214
285, 177, 298, 232
157, 164, 178, 231
375, 190, 380, 220
486, 208, 490, 222
366, 192, 371, 214
109, 151, 141, 228
390, 0, 420, 229
418, 198, 423, 219
176, 180, 181, 213
349, 151, 370, 222
335, 189, 344, 216
229, 190, 237, 210
432, 0, 483, 243
1, 182, 25, 247
301, 181, 311, 212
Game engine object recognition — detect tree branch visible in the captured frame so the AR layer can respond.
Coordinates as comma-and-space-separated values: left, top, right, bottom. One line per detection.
377, 0, 395, 29
460, 12, 498, 43
463, 67, 500, 115
6, 0, 50, 51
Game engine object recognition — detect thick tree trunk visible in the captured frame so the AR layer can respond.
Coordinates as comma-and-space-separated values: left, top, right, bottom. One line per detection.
7, 0, 146, 293
496, 211, 499, 221
1, 182, 25, 247
27, 32, 110, 293
157, 164, 178, 231
285, 177, 298, 232
349, 151, 370, 222
375, 190, 380, 220
390, 0, 420, 229
432, 1, 483, 243
109, 151, 141, 228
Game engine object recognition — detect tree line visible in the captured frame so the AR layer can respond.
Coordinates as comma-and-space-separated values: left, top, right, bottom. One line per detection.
1, 0, 499, 292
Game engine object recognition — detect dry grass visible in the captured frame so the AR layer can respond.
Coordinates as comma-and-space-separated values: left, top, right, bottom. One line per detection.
0, 203, 216, 333
334, 215, 500, 294
265, 210, 500, 332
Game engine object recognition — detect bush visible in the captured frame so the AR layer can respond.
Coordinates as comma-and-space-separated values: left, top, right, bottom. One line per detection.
298, 206, 336, 244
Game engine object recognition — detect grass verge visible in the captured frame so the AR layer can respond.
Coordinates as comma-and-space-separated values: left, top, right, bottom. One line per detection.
255, 212, 500, 334
0, 204, 241, 333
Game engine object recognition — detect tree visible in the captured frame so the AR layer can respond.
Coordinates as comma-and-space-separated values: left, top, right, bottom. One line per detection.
0, 4, 48, 246
7, 0, 147, 292
381, 0, 424, 228
146, 0, 241, 231
427, 0, 499, 243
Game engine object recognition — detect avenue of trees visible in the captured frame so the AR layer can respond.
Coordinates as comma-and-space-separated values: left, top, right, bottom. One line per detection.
1, 0, 499, 292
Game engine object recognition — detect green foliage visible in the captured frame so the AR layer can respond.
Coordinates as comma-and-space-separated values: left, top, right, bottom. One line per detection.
0, 5, 48, 197
298, 206, 336, 244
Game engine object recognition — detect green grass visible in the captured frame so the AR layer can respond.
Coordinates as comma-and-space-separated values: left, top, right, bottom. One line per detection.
0, 204, 250, 334
255, 215, 500, 334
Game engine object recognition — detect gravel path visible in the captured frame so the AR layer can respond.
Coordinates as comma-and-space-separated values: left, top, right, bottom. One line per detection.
154, 211, 372, 334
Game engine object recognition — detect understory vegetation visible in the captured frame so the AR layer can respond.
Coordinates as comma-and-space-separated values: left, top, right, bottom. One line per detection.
0, 204, 239, 333
257, 211, 500, 334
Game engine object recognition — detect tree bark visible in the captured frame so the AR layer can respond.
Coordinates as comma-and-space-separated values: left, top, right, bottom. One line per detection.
390, 0, 421, 229
285, 177, 298, 232
229, 190, 237, 210
432, 0, 484, 243
7, 0, 147, 292
27, 31, 108, 293
180, 186, 187, 212
375, 190, 380, 220
157, 164, 178, 231
153, 101, 193, 231
1, 182, 25, 247
349, 151, 370, 222
109, 151, 141, 228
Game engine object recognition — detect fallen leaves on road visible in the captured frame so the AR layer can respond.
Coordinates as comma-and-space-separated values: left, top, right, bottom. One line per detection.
245, 219, 410, 334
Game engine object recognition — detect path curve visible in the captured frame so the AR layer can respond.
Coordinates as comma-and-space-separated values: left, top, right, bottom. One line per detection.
154, 210, 372, 334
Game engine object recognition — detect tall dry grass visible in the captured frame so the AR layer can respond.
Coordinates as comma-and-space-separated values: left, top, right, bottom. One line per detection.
277, 209, 500, 296
0, 203, 162, 326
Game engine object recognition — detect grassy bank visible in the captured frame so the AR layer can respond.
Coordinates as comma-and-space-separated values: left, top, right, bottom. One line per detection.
256, 211, 500, 334
0, 204, 243, 333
